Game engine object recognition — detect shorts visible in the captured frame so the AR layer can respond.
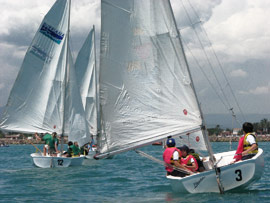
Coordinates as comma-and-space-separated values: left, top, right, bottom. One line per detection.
167, 170, 186, 177
49, 148, 56, 154
241, 153, 256, 160
44, 144, 49, 149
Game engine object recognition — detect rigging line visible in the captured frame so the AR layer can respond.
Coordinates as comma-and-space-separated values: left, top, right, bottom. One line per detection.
185, 0, 246, 122
229, 108, 242, 127
203, 33, 246, 121
179, 1, 232, 112
102, 1, 131, 14
182, 39, 230, 111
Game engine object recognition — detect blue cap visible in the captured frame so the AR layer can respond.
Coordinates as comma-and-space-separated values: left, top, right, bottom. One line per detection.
166, 138, 175, 147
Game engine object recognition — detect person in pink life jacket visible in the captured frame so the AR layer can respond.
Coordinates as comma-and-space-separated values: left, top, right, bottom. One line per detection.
231, 122, 258, 164
163, 138, 191, 177
179, 145, 198, 173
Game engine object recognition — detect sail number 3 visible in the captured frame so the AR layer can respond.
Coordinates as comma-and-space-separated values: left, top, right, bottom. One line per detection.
235, 169, 242, 181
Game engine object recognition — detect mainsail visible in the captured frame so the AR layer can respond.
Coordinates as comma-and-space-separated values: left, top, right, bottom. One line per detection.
75, 26, 98, 136
97, 0, 205, 157
0, 0, 90, 147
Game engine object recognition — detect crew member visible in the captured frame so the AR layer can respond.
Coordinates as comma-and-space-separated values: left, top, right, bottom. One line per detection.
163, 138, 191, 177
232, 122, 258, 163
179, 145, 198, 173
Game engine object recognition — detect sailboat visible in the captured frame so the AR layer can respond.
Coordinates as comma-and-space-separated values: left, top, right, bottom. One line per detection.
0, 0, 90, 168
95, 0, 264, 193
74, 25, 98, 159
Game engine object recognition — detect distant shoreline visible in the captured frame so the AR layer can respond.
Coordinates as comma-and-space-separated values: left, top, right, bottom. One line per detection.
209, 136, 270, 142
0, 138, 68, 145
1, 136, 270, 145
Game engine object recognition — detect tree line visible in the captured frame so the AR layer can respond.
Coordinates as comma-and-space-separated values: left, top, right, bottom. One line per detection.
208, 118, 270, 136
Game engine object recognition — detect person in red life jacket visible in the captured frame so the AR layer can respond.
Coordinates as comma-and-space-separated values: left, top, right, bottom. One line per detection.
163, 138, 191, 177
231, 122, 258, 164
179, 145, 198, 173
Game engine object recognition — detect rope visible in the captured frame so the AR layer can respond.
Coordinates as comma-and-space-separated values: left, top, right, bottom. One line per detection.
29, 141, 43, 154
135, 150, 191, 175
179, 0, 246, 123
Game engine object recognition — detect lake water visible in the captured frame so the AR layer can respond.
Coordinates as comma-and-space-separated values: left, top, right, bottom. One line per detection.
0, 142, 269, 202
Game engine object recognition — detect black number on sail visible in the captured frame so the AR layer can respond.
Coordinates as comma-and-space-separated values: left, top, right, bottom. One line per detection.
235, 169, 242, 181
57, 159, 64, 166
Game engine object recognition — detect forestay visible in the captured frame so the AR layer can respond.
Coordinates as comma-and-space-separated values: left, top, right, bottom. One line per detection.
75, 26, 98, 136
0, 0, 90, 147
97, 0, 204, 157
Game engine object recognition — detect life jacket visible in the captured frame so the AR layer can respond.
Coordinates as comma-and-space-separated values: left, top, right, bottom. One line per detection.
180, 155, 198, 172
69, 147, 74, 157
163, 147, 181, 172
243, 133, 258, 154
189, 152, 204, 171
233, 136, 245, 161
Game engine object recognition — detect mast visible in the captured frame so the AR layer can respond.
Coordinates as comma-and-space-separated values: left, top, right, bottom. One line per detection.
93, 25, 100, 136
61, 0, 71, 154
167, 0, 224, 194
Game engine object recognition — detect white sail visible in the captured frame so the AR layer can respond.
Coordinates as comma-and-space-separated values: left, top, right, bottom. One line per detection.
63, 43, 91, 147
175, 131, 207, 152
0, 0, 90, 147
75, 26, 98, 135
97, 0, 203, 157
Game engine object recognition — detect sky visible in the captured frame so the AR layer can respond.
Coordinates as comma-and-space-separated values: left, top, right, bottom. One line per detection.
0, 0, 269, 121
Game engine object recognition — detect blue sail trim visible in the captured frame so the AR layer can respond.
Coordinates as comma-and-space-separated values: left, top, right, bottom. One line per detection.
40, 22, 65, 44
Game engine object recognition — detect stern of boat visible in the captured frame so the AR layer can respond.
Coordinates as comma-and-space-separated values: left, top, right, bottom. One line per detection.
30, 153, 72, 168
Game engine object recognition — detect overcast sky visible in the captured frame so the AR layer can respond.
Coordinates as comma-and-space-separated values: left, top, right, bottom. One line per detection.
0, 0, 269, 121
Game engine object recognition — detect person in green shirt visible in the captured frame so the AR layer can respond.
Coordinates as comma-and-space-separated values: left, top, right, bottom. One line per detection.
48, 132, 59, 155
35, 132, 52, 156
63, 141, 73, 157
35, 132, 59, 156
72, 141, 80, 157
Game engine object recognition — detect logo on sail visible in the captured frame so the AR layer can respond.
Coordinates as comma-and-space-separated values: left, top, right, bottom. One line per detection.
30, 45, 52, 63
40, 22, 65, 44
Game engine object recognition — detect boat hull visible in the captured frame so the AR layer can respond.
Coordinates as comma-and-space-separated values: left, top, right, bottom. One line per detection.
167, 148, 264, 193
30, 153, 84, 168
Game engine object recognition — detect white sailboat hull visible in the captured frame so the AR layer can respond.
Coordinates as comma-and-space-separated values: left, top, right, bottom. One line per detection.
167, 148, 264, 193
70, 155, 85, 166
30, 153, 84, 168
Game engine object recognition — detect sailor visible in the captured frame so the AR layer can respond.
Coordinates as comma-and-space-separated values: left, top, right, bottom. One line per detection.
35, 132, 53, 156
163, 138, 190, 177
72, 141, 80, 157
87, 135, 95, 151
232, 122, 258, 163
179, 145, 198, 173
48, 132, 59, 156
63, 141, 73, 157
187, 148, 205, 172
80, 143, 89, 155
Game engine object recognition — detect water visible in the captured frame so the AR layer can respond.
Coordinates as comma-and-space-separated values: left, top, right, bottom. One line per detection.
0, 142, 269, 202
